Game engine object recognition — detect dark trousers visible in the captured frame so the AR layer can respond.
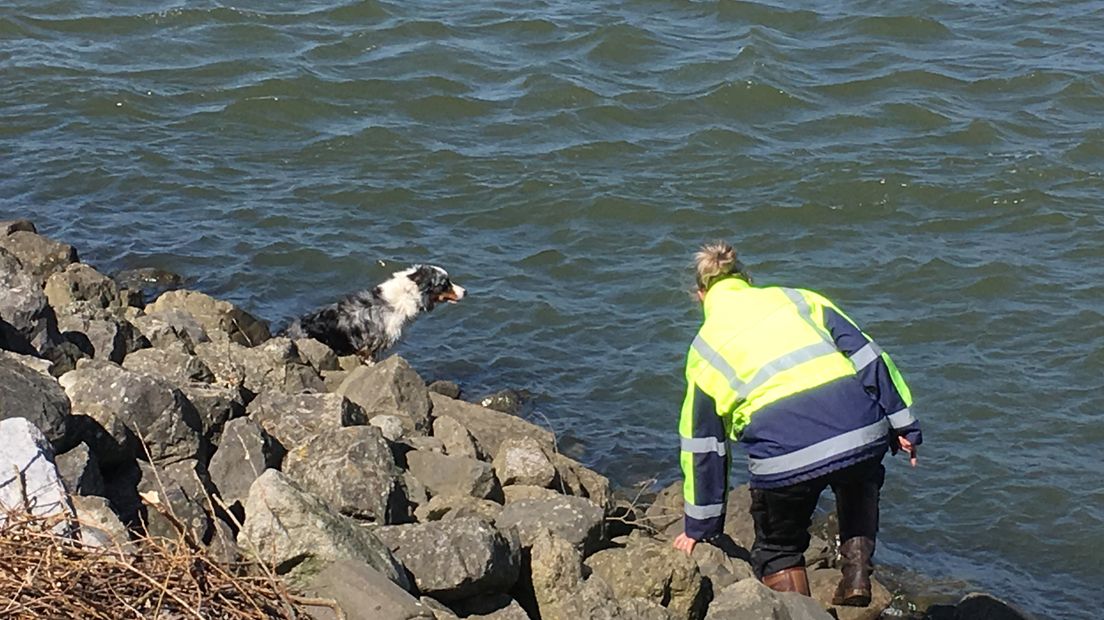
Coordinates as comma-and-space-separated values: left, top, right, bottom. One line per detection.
749, 457, 885, 578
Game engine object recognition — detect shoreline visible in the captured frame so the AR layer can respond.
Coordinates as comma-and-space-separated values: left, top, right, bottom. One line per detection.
0, 219, 1034, 620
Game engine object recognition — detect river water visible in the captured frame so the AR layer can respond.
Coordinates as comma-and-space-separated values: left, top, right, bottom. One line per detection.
2, 1, 1102, 617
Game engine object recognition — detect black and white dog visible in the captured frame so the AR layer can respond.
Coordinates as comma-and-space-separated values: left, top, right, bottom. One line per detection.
284, 264, 465, 362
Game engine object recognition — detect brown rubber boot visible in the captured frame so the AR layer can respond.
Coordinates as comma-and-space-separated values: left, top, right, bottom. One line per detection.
762, 566, 811, 596
832, 536, 875, 606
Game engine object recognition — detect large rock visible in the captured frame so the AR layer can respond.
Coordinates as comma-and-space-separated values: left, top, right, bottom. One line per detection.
584, 536, 706, 620
113, 267, 184, 304
336, 356, 432, 434
131, 309, 208, 352
447, 595, 530, 620
283, 426, 408, 523
236, 469, 409, 589
0, 248, 59, 350
137, 459, 214, 544
0, 219, 36, 235
644, 480, 683, 534
706, 578, 834, 620
55, 303, 147, 364
0, 356, 76, 452
944, 592, 1037, 620
122, 346, 214, 386
405, 450, 503, 503
530, 529, 584, 618
432, 415, 485, 460
54, 442, 105, 497
413, 495, 504, 524
551, 453, 612, 511
494, 437, 556, 488
429, 392, 555, 457
195, 337, 324, 395
146, 289, 269, 346
60, 359, 203, 466
294, 337, 340, 372
44, 263, 120, 310
71, 495, 134, 553
180, 383, 248, 444
0, 417, 75, 533
0, 231, 77, 284
496, 496, 605, 555
208, 417, 281, 511
247, 391, 367, 451
375, 518, 520, 601
302, 560, 436, 620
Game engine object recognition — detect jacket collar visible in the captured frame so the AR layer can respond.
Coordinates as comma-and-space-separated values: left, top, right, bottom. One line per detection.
703, 277, 752, 318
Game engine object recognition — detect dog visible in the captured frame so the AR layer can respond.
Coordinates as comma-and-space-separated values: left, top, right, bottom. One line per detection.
284, 264, 465, 362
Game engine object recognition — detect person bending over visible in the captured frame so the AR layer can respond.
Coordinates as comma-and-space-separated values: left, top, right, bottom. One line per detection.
672, 241, 921, 606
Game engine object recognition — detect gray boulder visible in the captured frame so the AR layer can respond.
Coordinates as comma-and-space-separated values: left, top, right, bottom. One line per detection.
303, 560, 436, 620
208, 417, 281, 511
54, 442, 105, 497
0, 230, 77, 284
371, 414, 406, 442
687, 536, 755, 591
0, 248, 59, 350
294, 337, 340, 372
428, 392, 555, 457
145, 289, 269, 347
247, 390, 367, 451
413, 495, 503, 523
494, 436, 556, 488
405, 450, 503, 503
551, 453, 611, 511
236, 469, 409, 589
0, 219, 36, 235
375, 518, 520, 601
60, 359, 203, 466
44, 263, 120, 310
55, 303, 147, 364
530, 529, 584, 619
432, 415, 484, 460
336, 356, 432, 434
122, 345, 214, 386
283, 426, 407, 523
497, 496, 605, 555
706, 578, 834, 620
0, 417, 75, 533
195, 337, 324, 395
0, 356, 76, 452
137, 459, 213, 544
131, 309, 207, 352
179, 383, 248, 444
948, 592, 1037, 620
427, 380, 461, 399
113, 267, 184, 303
503, 485, 563, 504
584, 536, 707, 620
447, 595, 530, 620
72, 495, 134, 553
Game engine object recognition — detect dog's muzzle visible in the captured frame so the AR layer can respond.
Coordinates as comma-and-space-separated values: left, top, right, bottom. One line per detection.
438, 285, 465, 304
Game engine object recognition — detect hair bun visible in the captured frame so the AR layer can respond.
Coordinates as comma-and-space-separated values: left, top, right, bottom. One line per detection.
694, 241, 749, 291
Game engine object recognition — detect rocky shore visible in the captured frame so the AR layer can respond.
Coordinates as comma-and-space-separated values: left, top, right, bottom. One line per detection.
0, 220, 1033, 620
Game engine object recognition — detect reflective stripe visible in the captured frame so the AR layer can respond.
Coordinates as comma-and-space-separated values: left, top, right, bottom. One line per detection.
681, 436, 727, 456
887, 407, 916, 428
692, 334, 745, 391
849, 342, 883, 371
684, 501, 725, 520
748, 419, 889, 475
744, 340, 838, 394
782, 288, 833, 344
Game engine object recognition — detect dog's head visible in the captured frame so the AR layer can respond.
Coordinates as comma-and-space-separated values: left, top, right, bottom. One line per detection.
405, 264, 465, 311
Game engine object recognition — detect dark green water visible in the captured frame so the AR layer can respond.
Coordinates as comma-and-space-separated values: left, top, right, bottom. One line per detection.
3, 1, 1103, 616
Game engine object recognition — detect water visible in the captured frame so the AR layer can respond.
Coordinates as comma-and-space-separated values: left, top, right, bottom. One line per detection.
2, 1, 1102, 617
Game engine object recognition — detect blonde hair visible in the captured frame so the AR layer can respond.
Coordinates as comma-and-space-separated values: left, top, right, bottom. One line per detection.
694, 240, 751, 292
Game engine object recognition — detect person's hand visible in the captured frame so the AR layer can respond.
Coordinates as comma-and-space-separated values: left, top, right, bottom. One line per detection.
898, 435, 918, 467
673, 532, 697, 554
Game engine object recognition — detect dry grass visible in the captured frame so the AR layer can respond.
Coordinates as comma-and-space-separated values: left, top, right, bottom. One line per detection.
0, 510, 339, 620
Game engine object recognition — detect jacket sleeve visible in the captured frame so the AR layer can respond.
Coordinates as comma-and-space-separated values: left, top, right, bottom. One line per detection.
813, 294, 922, 447
679, 378, 731, 541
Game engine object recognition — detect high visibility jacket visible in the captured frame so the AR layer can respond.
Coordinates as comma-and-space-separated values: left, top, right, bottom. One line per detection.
680, 277, 921, 541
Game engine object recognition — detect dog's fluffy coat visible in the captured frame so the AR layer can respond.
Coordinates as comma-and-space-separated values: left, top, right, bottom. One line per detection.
284, 264, 465, 361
